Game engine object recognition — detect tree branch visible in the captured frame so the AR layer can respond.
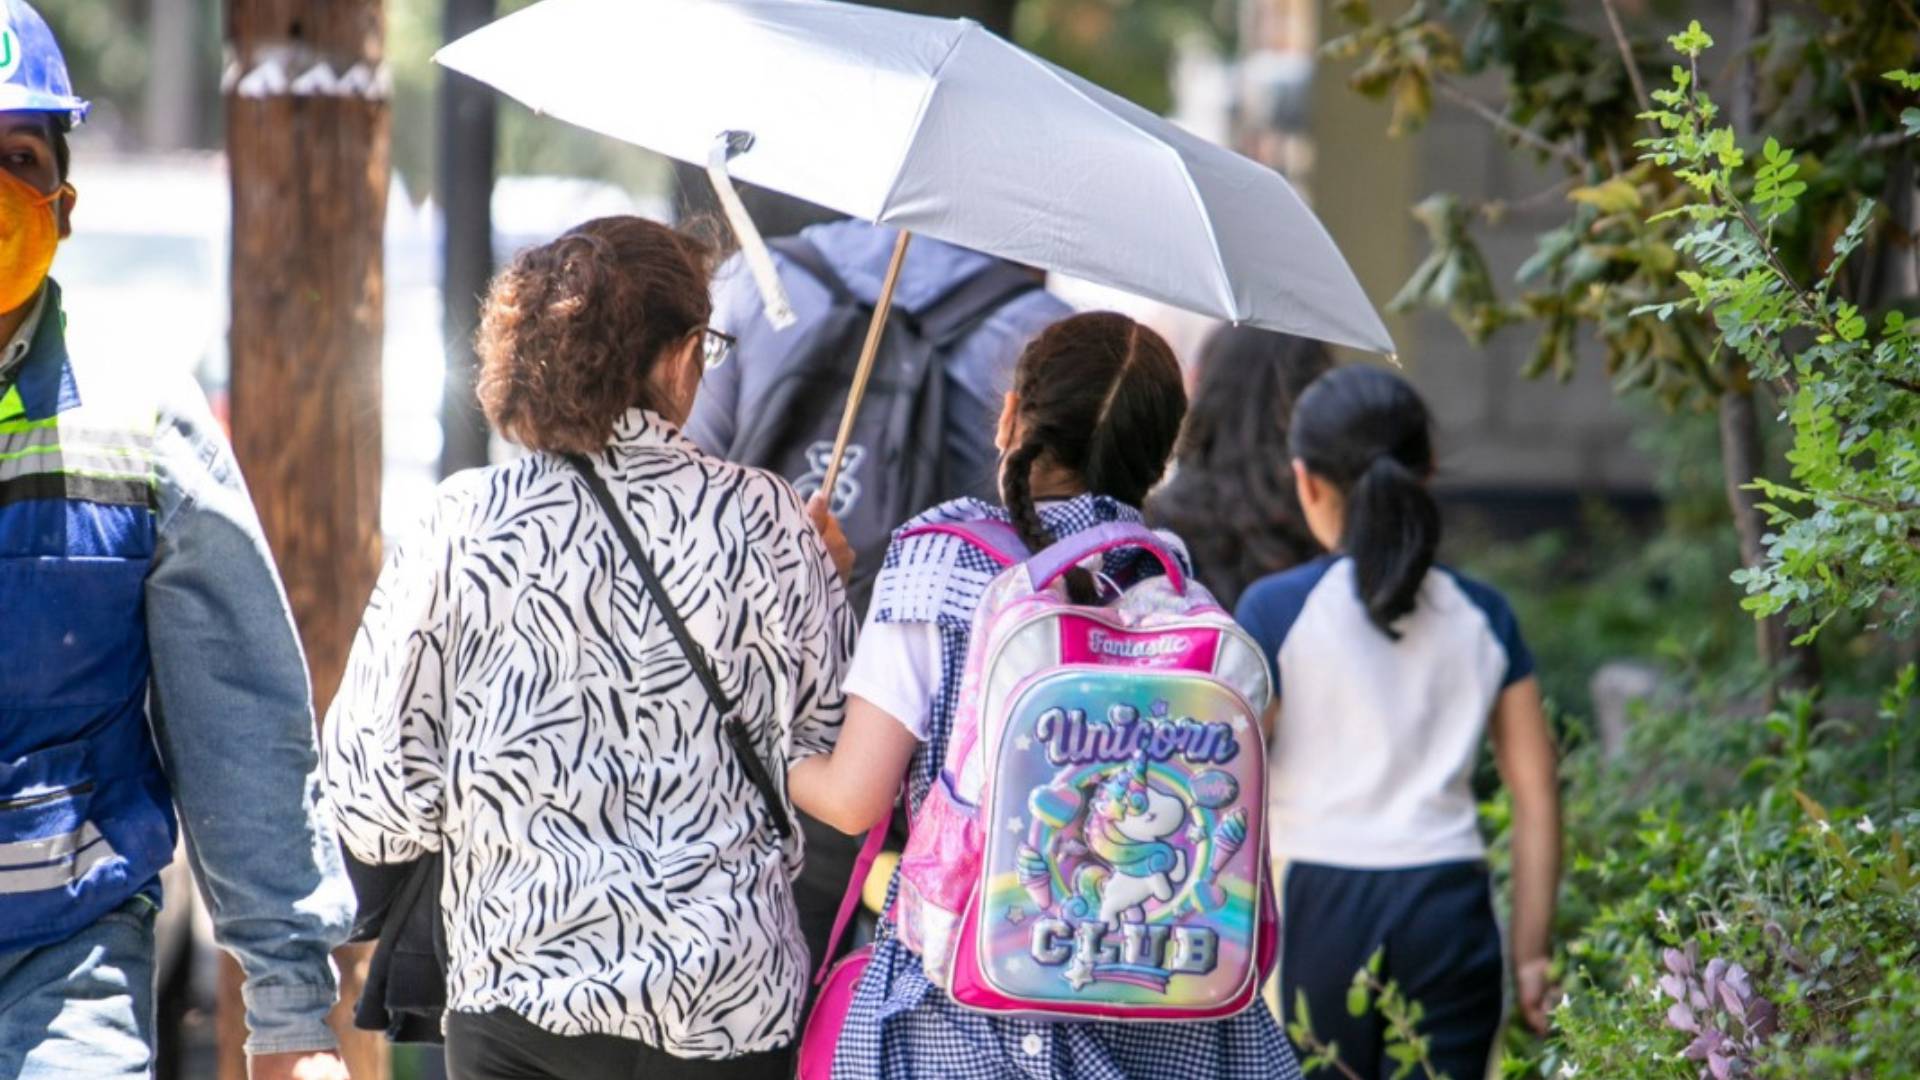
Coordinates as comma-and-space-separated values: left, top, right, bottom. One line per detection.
1858, 131, 1914, 154
1897, 0, 1920, 33
1599, 0, 1653, 119
1829, 489, 1920, 515
1875, 372, 1920, 396
1487, 174, 1581, 215
1433, 77, 1589, 172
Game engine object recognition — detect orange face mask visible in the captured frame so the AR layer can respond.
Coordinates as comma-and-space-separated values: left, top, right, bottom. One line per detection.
0, 170, 70, 315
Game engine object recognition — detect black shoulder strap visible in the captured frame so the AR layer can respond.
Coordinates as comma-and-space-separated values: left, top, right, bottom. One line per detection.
770, 235, 858, 308
918, 263, 1044, 348
563, 453, 794, 840
774, 234, 1040, 346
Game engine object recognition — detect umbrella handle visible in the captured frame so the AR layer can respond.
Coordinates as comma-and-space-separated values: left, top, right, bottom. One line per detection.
819, 229, 913, 507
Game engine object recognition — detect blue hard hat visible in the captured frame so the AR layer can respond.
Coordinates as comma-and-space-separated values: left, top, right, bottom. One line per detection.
0, 0, 89, 127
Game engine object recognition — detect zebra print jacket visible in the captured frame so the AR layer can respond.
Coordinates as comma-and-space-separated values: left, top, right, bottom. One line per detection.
321, 409, 855, 1057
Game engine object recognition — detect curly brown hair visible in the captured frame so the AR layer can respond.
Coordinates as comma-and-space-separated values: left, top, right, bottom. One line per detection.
476, 216, 714, 455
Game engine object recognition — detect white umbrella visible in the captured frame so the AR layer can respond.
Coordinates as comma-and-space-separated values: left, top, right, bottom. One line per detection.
439, 0, 1394, 488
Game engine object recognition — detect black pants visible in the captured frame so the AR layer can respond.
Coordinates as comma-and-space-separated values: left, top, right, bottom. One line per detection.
1281, 860, 1504, 1080
444, 1009, 793, 1080
794, 812, 860, 993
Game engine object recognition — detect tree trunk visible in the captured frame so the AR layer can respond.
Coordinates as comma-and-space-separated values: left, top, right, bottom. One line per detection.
1717, 377, 1812, 688
438, 0, 497, 477
1721, 0, 1817, 697
221, 1, 390, 1077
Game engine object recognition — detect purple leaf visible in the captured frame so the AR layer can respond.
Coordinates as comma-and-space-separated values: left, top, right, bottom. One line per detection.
1748, 998, 1779, 1039
1704, 957, 1728, 1000
1683, 1035, 1711, 1061
1708, 1051, 1732, 1080
1725, 964, 1751, 997
1690, 988, 1710, 1012
1719, 980, 1747, 1020
1666, 946, 1698, 978
1660, 974, 1690, 1001
1668, 1002, 1698, 1033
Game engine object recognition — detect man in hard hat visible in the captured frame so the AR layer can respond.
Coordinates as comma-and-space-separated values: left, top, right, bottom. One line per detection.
0, 3, 353, 1077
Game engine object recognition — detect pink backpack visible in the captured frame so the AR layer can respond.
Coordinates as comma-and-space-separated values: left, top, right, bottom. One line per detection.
892, 520, 1276, 1020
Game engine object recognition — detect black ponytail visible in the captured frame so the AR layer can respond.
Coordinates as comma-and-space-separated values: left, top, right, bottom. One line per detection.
1288, 365, 1439, 639
999, 313, 1187, 604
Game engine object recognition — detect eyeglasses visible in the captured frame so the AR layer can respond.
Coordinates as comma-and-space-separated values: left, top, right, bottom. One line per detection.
698, 326, 737, 369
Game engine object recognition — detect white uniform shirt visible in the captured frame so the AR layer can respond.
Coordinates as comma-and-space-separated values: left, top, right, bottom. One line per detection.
1236, 557, 1532, 869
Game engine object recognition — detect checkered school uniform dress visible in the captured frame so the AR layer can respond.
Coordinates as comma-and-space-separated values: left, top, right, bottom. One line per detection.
833, 495, 1303, 1080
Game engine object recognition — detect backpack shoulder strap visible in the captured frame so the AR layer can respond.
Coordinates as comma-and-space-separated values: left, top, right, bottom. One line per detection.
813, 799, 899, 985
898, 519, 1032, 567
770, 235, 858, 308
917, 262, 1044, 348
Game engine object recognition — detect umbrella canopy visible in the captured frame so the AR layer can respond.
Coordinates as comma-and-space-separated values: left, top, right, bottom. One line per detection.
437, 0, 1393, 355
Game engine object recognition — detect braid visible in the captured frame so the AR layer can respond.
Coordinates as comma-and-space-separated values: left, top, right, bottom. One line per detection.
1002, 439, 1099, 603
1001, 441, 1052, 555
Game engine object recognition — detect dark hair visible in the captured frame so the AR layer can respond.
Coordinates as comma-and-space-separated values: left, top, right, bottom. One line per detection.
476, 216, 713, 455
1002, 312, 1187, 602
1146, 327, 1334, 609
1288, 365, 1438, 638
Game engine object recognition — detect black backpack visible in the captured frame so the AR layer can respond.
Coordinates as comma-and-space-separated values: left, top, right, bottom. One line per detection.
725, 238, 1041, 613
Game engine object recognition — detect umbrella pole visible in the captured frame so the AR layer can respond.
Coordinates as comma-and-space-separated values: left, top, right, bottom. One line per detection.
820, 229, 913, 501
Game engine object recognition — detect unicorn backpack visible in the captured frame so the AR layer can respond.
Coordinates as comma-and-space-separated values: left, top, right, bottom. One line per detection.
892, 520, 1276, 1020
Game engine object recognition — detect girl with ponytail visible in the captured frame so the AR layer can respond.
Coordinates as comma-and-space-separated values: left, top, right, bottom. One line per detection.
790, 312, 1305, 1079
1235, 365, 1562, 1080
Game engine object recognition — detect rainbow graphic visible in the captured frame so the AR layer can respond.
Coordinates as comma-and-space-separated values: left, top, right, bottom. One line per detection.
972, 670, 1265, 1010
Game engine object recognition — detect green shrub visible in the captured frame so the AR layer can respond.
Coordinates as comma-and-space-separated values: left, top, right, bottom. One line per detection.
1484, 666, 1919, 1078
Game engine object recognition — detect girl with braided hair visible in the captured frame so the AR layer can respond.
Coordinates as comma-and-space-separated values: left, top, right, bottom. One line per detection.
790, 312, 1303, 1080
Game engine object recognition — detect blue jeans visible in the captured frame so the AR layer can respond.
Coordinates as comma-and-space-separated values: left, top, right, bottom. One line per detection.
0, 898, 156, 1079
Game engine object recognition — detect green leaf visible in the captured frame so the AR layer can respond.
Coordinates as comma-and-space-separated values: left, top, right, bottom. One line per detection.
1793, 789, 1832, 825
1347, 983, 1371, 1017
1669, 20, 1714, 57
1569, 178, 1643, 214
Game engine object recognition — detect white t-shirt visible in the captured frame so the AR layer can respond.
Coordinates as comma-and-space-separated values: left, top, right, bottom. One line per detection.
843, 605, 943, 740
845, 503, 1074, 740
1235, 556, 1533, 870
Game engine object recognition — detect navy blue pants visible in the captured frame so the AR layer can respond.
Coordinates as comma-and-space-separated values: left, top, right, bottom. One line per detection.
1281, 860, 1504, 1080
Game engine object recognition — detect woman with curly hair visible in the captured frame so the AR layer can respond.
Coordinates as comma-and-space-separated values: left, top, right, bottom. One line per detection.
1147, 326, 1333, 610
321, 217, 856, 1079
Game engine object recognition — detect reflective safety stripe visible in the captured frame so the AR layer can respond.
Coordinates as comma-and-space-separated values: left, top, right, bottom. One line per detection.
0, 822, 105, 869
0, 826, 118, 894
0, 425, 152, 458
0, 448, 153, 484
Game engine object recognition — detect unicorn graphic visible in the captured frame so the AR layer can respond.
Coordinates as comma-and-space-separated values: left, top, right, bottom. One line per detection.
1067, 753, 1191, 928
